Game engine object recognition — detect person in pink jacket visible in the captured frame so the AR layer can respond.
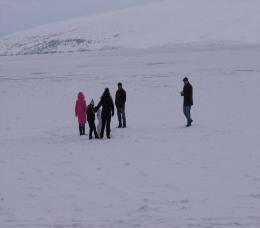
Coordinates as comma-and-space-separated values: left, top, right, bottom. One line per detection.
75, 92, 87, 135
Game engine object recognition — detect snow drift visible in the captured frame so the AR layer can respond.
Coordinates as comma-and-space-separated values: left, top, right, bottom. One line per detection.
1, 0, 260, 55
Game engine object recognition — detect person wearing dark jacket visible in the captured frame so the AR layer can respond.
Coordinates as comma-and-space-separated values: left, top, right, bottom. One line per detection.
87, 99, 99, 139
95, 88, 114, 139
115, 82, 126, 128
180, 77, 193, 127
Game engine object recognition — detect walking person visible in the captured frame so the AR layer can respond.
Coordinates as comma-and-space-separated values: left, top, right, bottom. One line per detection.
87, 99, 99, 139
95, 88, 114, 139
115, 82, 126, 128
180, 77, 193, 127
75, 91, 87, 135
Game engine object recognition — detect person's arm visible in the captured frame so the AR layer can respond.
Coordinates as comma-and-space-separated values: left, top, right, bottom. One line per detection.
94, 100, 102, 112
115, 91, 118, 108
123, 90, 126, 103
111, 97, 114, 116
180, 86, 185, 96
188, 86, 193, 101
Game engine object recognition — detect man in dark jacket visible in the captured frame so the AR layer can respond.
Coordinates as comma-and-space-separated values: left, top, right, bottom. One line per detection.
95, 88, 114, 139
115, 82, 126, 128
180, 77, 193, 127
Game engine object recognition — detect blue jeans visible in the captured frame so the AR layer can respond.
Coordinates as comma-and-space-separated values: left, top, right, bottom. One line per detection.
183, 105, 192, 124
117, 107, 126, 127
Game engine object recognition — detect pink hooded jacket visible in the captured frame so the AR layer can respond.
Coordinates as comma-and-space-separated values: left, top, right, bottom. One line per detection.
75, 92, 87, 124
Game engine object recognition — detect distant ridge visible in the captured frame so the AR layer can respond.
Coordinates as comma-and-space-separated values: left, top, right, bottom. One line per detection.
1, 0, 260, 56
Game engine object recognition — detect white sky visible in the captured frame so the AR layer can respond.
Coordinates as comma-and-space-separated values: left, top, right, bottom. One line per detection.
0, 0, 159, 37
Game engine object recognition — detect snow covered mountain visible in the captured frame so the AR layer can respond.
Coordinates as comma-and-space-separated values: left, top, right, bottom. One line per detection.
1, 0, 260, 55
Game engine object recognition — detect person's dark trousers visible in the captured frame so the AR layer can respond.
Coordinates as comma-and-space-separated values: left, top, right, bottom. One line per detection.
100, 115, 111, 139
88, 121, 99, 139
183, 105, 192, 126
117, 107, 126, 128
79, 123, 85, 135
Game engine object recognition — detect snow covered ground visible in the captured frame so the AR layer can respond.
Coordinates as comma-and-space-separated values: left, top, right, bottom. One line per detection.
1, 44, 260, 227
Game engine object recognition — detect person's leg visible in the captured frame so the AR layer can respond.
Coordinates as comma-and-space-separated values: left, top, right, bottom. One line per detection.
106, 115, 111, 138
122, 107, 126, 128
183, 106, 188, 121
184, 106, 192, 126
187, 106, 192, 125
79, 123, 85, 135
117, 108, 122, 127
89, 128, 93, 139
82, 124, 85, 135
79, 124, 82, 135
183, 106, 189, 125
100, 117, 106, 139
89, 122, 93, 139
90, 121, 99, 139
93, 124, 99, 139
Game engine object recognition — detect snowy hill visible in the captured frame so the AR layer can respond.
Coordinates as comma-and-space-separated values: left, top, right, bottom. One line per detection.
1, 0, 260, 55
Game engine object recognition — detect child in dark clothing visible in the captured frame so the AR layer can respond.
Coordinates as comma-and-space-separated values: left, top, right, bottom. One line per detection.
87, 99, 99, 139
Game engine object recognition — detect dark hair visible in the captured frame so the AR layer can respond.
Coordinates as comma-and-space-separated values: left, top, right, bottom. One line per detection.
118, 82, 122, 86
183, 77, 188, 82
102, 88, 110, 97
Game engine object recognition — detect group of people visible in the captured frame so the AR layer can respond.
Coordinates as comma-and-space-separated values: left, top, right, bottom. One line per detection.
75, 77, 193, 139
75, 82, 126, 139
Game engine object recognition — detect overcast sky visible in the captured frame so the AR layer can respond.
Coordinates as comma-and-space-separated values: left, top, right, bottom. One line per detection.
0, 0, 159, 37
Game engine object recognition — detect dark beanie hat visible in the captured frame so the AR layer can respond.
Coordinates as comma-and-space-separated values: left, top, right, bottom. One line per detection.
183, 77, 188, 82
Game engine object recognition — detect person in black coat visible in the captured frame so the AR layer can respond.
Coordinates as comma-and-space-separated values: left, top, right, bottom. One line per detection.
95, 88, 114, 139
87, 99, 99, 139
115, 82, 126, 128
180, 77, 193, 127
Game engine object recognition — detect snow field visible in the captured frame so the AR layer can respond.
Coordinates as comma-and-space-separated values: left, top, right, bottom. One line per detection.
0, 45, 260, 227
